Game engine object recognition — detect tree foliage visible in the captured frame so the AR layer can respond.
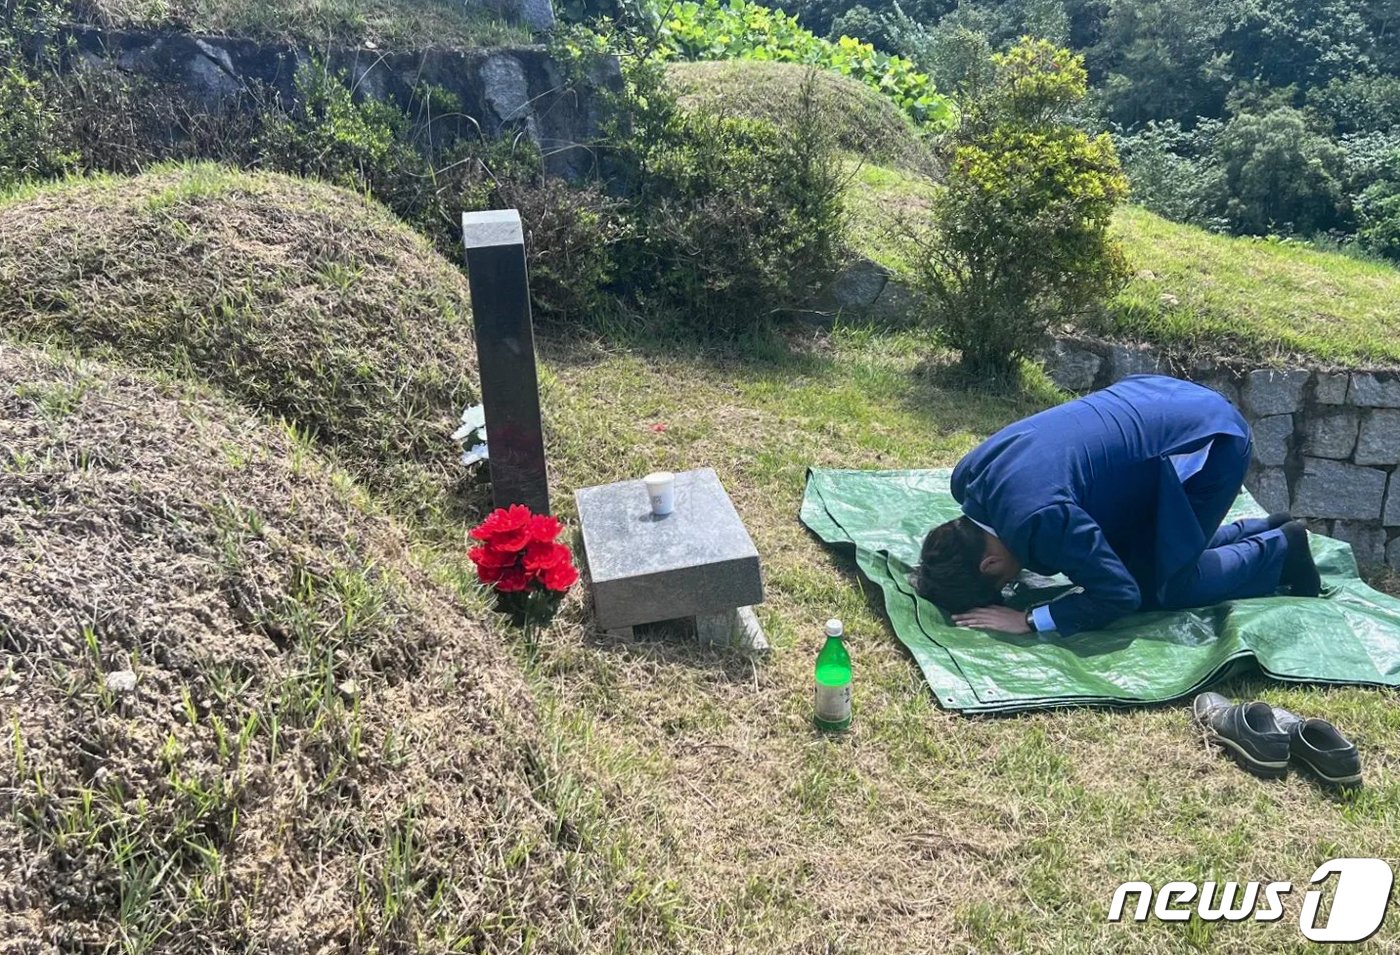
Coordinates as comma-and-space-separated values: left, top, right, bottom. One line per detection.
1214, 107, 1348, 235
765, 0, 1400, 255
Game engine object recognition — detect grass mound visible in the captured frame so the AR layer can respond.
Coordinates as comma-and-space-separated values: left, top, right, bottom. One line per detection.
69, 0, 529, 48
667, 60, 932, 171
1103, 205, 1400, 367
0, 163, 478, 507
0, 343, 570, 951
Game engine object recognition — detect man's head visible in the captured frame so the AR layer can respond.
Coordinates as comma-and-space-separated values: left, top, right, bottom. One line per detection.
910, 517, 1022, 613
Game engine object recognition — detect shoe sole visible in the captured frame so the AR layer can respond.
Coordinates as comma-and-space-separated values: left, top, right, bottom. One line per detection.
1203, 729, 1289, 779
1294, 755, 1363, 788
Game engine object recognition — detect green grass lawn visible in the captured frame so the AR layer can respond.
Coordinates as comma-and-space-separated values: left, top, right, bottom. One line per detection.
1108, 206, 1400, 367
75, 0, 530, 47
847, 163, 1400, 368
522, 324, 1400, 953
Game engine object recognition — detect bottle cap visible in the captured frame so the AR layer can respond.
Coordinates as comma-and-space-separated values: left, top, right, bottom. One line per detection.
824, 618, 843, 637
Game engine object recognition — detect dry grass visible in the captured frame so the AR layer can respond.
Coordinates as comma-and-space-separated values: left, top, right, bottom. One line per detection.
0, 343, 619, 952
0, 164, 480, 519
68, 0, 530, 48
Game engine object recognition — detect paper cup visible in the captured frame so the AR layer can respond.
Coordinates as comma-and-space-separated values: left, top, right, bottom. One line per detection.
644, 471, 676, 516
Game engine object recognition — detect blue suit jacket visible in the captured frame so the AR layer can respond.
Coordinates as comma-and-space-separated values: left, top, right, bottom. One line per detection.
951, 375, 1249, 636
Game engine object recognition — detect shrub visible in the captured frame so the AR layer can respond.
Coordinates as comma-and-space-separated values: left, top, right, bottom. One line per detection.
497, 175, 627, 322
259, 60, 448, 228
608, 60, 847, 334
1112, 119, 1225, 227
906, 38, 1129, 376
0, 66, 74, 190
0, 0, 76, 189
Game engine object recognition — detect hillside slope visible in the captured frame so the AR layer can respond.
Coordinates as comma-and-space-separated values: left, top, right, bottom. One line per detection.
1107, 205, 1400, 367
843, 163, 1400, 367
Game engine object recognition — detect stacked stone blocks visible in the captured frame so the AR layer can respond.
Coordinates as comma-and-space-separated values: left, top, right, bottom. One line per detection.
1045, 339, 1400, 569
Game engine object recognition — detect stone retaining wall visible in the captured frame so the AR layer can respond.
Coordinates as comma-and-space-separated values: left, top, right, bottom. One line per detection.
1045, 338, 1400, 569
51, 24, 618, 180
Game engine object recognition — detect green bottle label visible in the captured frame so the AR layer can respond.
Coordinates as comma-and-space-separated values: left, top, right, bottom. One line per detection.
815, 682, 851, 726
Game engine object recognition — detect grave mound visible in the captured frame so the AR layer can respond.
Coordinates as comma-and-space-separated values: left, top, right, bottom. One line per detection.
0, 163, 479, 495
0, 343, 571, 951
667, 59, 932, 170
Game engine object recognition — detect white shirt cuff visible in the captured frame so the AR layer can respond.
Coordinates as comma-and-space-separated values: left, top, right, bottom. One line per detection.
1030, 604, 1058, 633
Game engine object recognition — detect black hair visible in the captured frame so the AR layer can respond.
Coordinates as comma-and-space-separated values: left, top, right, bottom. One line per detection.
910, 516, 1002, 613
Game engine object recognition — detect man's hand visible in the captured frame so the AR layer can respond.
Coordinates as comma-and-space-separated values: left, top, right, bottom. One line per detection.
952, 606, 1032, 634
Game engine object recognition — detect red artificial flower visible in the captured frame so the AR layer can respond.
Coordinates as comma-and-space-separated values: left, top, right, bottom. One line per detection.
524, 514, 564, 543
490, 528, 532, 552
475, 561, 509, 585
522, 540, 572, 573
469, 545, 517, 570
495, 566, 531, 593
541, 561, 579, 592
470, 504, 532, 542
469, 505, 578, 599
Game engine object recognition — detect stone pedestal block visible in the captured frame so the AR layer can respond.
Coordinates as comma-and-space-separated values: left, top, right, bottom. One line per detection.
1241, 368, 1310, 418
1301, 407, 1359, 459
576, 468, 763, 631
1293, 458, 1387, 521
1355, 409, 1400, 466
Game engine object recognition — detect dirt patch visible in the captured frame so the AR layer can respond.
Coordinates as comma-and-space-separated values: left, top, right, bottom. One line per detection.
0, 344, 572, 952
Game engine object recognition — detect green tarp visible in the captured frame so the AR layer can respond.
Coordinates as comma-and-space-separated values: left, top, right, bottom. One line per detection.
800, 467, 1400, 713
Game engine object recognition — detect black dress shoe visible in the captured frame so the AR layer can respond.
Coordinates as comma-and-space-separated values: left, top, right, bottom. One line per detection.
1192, 692, 1291, 779
1272, 707, 1363, 788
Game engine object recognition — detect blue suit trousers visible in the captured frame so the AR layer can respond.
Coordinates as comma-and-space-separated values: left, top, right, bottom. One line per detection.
1153, 438, 1288, 610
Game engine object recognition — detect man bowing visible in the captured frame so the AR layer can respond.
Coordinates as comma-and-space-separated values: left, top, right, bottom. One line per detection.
912, 375, 1321, 636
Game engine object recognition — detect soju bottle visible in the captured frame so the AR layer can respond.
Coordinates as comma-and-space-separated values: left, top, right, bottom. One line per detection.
814, 619, 852, 732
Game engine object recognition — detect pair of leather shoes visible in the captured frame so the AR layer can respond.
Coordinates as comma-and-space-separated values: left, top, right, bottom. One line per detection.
1191, 692, 1362, 787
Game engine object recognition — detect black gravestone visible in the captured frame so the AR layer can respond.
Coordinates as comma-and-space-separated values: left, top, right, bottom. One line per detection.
462, 209, 550, 515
